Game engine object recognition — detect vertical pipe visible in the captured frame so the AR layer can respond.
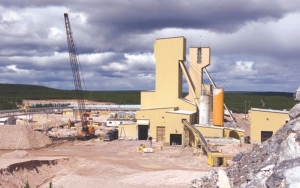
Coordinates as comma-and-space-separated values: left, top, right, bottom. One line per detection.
199, 90, 210, 125
204, 68, 234, 123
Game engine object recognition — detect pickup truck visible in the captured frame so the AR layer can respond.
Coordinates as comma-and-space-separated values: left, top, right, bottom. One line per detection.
103, 129, 118, 141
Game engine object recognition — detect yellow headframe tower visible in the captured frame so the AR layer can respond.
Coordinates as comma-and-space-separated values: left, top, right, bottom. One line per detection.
141, 37, 190, 109
155, 37, 186, 105
119, 36, 244, 147
185, 47, 211, 103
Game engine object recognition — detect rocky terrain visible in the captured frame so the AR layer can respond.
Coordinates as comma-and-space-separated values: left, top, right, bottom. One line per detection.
190, 87, 300, 188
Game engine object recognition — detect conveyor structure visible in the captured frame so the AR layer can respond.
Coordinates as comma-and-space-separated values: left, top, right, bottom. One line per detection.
182, 120, 227, 167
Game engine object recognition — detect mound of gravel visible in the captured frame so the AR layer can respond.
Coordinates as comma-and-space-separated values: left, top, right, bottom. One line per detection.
190, 87, 300, 188
1, 150, 33, 159
0, 125, 52, 149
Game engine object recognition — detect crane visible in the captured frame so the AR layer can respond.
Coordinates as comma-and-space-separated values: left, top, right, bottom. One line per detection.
64, 13, 90, 136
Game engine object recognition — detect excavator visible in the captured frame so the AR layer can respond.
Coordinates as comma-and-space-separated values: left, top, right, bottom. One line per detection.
64, 13, 95, 140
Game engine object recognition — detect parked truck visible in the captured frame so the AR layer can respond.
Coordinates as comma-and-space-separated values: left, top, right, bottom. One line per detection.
103, 129, 118, 141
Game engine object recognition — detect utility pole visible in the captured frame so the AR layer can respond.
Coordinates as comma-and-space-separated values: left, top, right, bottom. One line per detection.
249, 100, 250, 111
244, 100, 247, 120
90, 83, 93, 100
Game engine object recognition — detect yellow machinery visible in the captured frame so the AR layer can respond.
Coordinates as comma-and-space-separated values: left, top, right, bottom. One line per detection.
88, 126, 95, 134
183, 120, 227, 167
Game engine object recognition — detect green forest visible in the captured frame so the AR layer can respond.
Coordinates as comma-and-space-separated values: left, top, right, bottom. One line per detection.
0, 84, 297, 113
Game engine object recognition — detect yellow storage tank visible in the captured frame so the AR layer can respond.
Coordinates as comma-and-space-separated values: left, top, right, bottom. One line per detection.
213, 88, 224, 126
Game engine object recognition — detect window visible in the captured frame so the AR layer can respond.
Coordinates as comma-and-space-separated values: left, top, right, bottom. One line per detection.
197, 48, 202, 64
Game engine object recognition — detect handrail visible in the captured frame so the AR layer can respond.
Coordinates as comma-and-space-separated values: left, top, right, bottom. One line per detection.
0, 107, 73, 118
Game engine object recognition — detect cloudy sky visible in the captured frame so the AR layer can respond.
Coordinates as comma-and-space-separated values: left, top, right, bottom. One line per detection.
1, 1, 299, 92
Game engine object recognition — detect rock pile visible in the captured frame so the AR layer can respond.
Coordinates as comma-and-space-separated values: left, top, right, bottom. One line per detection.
0, 125, 52, 149
190, 87, 300, 188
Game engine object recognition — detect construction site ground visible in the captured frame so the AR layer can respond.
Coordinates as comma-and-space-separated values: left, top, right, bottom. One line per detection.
0, 112, 252, 188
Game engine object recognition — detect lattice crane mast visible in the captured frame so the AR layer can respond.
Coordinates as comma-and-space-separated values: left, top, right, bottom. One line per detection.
64, 13, 86, 130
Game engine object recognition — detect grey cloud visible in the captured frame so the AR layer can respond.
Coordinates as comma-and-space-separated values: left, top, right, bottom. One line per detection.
0, 0, 300, 92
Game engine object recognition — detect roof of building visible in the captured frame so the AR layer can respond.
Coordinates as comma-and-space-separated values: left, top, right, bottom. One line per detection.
166, 110, 196, 115
194, 124, 224, 129
193, 124, 245, 132
180, 98, 196, 106
0, 117, 10, 121
139, 107, 177, 111
251, 108, 289, 114
224, 127, 245, 132
70, 104, 141, 110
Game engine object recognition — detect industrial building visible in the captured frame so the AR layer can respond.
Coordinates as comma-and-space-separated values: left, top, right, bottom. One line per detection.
250, 108, 290, 143
119, 36, 244, 147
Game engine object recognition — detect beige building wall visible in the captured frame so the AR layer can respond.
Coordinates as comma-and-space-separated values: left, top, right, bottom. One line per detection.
250, 108, 289, 143
154, 37, 185, 106
142, 37, 192, 109
195, 126, 223, 137
223, 128, 245, 140
119, 123, 137, 139
165, 112, 194, 145
136, 107, 175, 141
141, 91, 156, 109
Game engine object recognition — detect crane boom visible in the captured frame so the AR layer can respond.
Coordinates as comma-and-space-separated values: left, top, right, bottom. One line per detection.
64, 13, 86, 128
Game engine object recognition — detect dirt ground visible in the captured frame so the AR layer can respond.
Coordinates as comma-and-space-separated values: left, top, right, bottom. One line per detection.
0, 111, 253, 188
0, 140, 253, 188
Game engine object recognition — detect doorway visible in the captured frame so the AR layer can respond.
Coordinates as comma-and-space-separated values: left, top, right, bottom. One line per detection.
138, 125, 149, 140
156, 126, 165, 142
261, 131, 273, 142
170, 134, 182, 145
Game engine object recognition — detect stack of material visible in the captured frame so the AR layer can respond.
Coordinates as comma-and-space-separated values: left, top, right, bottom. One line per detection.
0, 125, 52, 149
190, 87, 300, 188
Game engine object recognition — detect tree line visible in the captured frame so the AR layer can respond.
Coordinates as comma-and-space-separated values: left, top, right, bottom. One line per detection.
0, 84, 296, 113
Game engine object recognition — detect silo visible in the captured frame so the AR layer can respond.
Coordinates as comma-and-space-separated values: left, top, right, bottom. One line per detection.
199, 90, 210, 125
213, 88, 224, 126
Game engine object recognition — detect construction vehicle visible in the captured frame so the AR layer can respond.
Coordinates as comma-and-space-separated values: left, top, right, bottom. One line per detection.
64, 13, 94, 140
103, 129, 118, 141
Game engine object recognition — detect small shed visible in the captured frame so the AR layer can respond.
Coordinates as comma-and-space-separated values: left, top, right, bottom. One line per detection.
250, 108, 289, 143
0, 117, 16, 125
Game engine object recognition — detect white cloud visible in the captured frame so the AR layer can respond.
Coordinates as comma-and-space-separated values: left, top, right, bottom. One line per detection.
235, 61, 257, 73
2, 10, 21, 22
102, 62, 126, 71
6, 65, 30, 74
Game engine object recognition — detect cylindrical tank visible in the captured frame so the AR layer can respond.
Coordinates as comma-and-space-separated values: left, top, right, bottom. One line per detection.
213, 88, 224, 126
199, 90, 210, 125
